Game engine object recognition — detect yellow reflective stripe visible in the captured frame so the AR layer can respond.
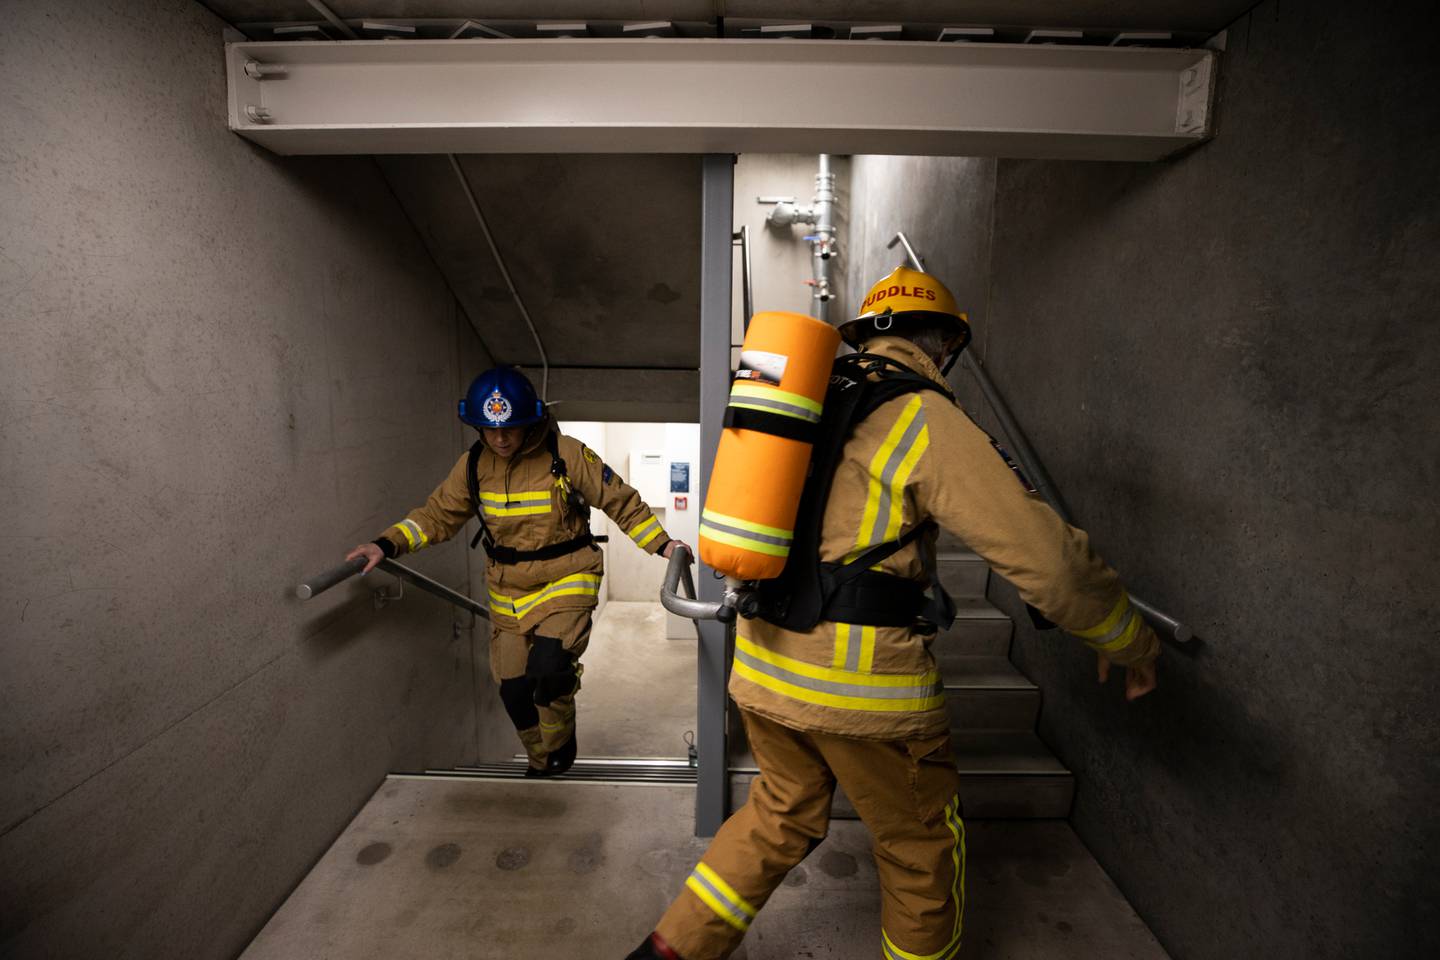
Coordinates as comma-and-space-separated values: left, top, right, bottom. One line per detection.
733, 634, 945, 713
700, 509, 792, 539
479, 490, 552, 503
627, 516, 662, 547
685, 862, 756, 932
487, 573, 602, 619
832, 622, 878, 673
1074, 594, 1131, 640
850, 394, 928, 562
881, 808, 965, 960
731, 379, 823, 414
700, 524, 791, 558
1088, 609, 1143, 653
394, 519, 427, 552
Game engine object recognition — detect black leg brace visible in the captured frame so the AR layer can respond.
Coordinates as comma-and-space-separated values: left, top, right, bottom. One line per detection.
498, 676, 540, 731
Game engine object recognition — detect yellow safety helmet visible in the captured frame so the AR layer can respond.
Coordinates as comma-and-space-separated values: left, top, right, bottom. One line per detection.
840, 266, 971, 353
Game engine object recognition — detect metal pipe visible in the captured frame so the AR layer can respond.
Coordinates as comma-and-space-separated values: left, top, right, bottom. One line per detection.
739, 225, 755, 332
296, 556, 365, 599
810, 154, 836, 322
447, 155, 551, 400
887, 231, 925, 272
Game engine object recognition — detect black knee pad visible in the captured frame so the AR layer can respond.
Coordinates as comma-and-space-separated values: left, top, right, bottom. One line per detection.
499, 676, 540, 730
526, 635, 578, 707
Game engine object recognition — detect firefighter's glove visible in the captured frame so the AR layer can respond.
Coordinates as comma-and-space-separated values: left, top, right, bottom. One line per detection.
525, 636, 578, 707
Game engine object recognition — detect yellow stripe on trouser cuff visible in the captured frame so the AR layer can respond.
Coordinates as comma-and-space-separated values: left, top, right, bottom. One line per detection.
395, 519, 427, 552
733, 634, 944, 712
1075, 594, 1143, 653
685, 862, 756, 932
700, 509, 793, 559
488, 573, 602, 620
882, 798, 965, 960
627, 516, 662, 548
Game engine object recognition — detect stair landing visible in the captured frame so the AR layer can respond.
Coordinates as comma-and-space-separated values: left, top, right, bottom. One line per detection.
240, 775, 1170, 960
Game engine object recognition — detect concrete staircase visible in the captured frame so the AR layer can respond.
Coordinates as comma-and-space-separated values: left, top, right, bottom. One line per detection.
730, 549, 1074, 818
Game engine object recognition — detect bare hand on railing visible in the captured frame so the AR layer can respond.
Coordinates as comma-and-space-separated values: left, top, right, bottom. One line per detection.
661, 539, 689, 560
1097, 654, 1158, 701
345, 542, 384, 574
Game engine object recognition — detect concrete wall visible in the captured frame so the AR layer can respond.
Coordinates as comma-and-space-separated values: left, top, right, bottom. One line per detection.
844, 3, 1439, 958
0, 1, 498, 957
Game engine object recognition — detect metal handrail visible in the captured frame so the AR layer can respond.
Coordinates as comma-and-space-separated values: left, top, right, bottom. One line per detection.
659, 545, 734, 626
297, 556, 490, 620
733, 225, 754, 333
889, 230, 1193, 644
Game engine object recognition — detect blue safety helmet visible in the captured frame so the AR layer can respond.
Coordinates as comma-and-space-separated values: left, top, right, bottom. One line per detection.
458, 367, 545, 429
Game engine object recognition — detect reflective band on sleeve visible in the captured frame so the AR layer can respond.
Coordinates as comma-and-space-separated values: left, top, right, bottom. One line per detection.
395, 519, 428, 552
1075, 594, 1143, 652
727, 382, 823, 424
733, 633, 944, 713
882, 797, 966, 960
684, 862, 756, 932
849, 394, 930, 562
479, 489, 553, 517
627, 515, 663, 547
700, 509, 793, 559
488, 573, 602, 620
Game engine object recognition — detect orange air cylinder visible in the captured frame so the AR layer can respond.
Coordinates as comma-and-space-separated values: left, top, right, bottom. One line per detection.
700, 311, 841, 581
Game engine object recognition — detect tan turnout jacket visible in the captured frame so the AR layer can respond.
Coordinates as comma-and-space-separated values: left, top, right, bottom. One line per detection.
379, 417, 670, 633
730, 336, 1160, 740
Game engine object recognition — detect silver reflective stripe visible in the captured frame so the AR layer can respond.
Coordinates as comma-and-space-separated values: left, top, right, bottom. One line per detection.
728, 392, 822, 423
735, 646, 941, 701
1092, 605, 1138, 646
698, 515, 792, 548
865, 406, 928, 547
687, 868, 750, 928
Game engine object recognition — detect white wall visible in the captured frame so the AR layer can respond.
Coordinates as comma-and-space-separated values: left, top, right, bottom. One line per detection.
560, 420, 700, 638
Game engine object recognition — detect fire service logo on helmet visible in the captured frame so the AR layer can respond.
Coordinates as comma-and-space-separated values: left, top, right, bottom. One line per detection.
484, 389, 513, 424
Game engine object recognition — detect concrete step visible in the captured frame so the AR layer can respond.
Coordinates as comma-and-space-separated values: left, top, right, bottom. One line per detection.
932, 597, 1013, 657
936, 549, 989, 598
730, 730, 1072, 820
944, 656, 1040, 731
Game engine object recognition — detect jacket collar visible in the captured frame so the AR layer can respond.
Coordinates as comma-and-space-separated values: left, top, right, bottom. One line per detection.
859, 335, 950, 389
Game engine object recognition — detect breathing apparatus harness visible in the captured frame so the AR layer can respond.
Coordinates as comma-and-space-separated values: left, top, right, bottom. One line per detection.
467, 429, 607, 565
743, 351, 958, 633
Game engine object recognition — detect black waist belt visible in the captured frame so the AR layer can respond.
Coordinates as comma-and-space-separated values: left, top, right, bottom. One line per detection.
485, 532, 607, 565
817, 565, 927, 628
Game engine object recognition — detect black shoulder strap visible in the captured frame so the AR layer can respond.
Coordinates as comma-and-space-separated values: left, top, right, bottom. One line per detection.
466, 439, 495, 551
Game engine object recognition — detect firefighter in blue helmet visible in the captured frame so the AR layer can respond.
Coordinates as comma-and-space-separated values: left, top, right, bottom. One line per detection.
346, 367, 684, 776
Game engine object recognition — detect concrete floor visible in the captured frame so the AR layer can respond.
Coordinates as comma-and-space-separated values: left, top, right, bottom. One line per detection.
579, 602, 698, 759
242, 777, 1169, 960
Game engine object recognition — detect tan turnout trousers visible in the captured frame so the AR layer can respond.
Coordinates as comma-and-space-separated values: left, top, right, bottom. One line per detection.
656, 709, 966, 960
490, 606, 592, 768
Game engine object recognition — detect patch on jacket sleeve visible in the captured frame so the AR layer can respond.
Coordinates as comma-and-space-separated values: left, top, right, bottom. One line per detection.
990, 438, 1038, 494
602, 464, 617, 485
581, 444, 600, 463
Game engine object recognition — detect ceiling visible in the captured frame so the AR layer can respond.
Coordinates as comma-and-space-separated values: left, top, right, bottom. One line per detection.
204, 2, 1257, 38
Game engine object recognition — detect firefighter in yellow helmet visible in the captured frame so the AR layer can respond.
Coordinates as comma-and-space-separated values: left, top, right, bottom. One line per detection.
346, 367, 685, 778
627, 266, 1160, 960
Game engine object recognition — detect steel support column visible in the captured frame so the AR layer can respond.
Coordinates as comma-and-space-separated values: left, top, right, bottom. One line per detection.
695, 154, 734, 837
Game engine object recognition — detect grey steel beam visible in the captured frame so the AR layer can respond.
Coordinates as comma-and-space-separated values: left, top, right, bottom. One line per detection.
695, 154, 734, 837
225, 39, 1217, 161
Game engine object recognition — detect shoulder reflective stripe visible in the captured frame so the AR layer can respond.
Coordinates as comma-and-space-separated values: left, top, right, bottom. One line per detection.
727, 382, 823, 423
685, 863, 756, 932
850, 395, 929, 562
700, 509, 793, 558
733, 634, 944, 712
487, 573, 602, 619
627, 515, 662, 547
